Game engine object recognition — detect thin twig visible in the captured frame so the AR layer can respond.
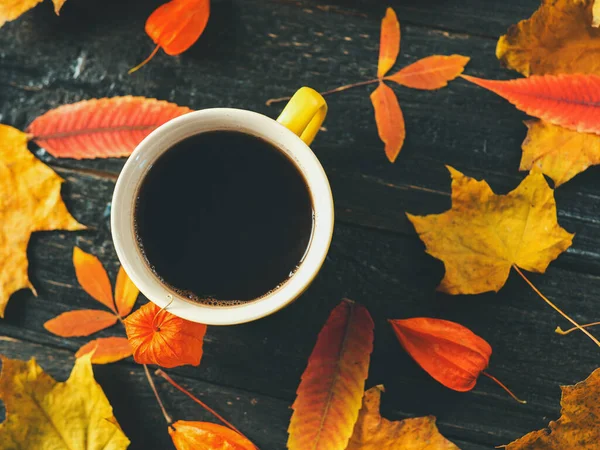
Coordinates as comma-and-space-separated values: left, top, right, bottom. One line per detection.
265, 78, 379, 105
513, 265, 600, 348
129, 44, 160, 74
481, 371, 526, 404
556, 321, 600, 335
144, 364, 173, 425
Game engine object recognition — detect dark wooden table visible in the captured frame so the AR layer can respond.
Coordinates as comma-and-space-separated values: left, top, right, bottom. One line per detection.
1, 1, 599, 449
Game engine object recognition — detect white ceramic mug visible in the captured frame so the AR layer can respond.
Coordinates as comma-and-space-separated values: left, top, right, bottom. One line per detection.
111, 87, 333, 325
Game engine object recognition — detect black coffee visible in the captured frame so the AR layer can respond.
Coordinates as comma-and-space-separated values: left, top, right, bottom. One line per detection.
134, 131, 313, 304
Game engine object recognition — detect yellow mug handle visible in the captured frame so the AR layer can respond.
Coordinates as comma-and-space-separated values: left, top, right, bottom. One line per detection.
276, 87, 328, 146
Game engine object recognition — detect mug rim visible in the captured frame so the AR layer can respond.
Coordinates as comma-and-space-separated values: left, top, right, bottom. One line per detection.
111, 108, 334, 325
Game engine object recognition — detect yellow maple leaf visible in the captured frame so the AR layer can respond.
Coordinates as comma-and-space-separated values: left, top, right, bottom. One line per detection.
406, 167, 573, 295
0, 0, 65, 28
505, 367, 600, 449
0, 125, 84, 316
0, 353, 130, 449
346, 385, 459, 450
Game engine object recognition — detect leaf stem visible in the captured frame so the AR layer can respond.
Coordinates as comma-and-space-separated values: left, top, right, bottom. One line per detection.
155, 369, 245, 437
556, 321, 600, 335
513, 265, 600, 348
129, 44, 160, 75
143, 364, 173, 425
265, 78, 380, 106
481, 371, 526, 404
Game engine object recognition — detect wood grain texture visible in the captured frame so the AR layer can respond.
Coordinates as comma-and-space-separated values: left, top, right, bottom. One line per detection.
1, 1, 598, 449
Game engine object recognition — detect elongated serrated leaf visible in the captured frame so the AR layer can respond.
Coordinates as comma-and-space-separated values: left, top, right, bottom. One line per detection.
463, 74, 600, 135
27, 96, 192, 159
73, 247, 116, 312
370, 82, 405, 163
287, 299, 374, 450
386, 55, 470, 90
377, 8, 400, 78
115, 267, 139, 318
44, 309, 118, 337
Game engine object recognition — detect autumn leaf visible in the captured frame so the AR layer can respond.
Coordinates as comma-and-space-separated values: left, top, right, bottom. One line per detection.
594, 0, 600, 26
377, 8, 400, 78
0, 125, 84, 317
0, 0, 65, 28
115, 267, 140, 317
130, 0, 210, 73
288, 299, 374, 450
76, 336, 133, 364
44, 309, 118, 337
73, 247, 116, 313
346, 385, 459, 450
124, 302, 207, 368
27, 96, 192, 159
0, 353, 130, 449
407, 167, 573, 294
169, 421, 256, 450
371, 82, 405, 163
463, 74, 600, 135
386, 55, 470, 90
505, 368, 600, 449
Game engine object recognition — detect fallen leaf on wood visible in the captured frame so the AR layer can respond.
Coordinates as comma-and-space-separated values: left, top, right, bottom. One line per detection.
463, 74, 600, 135
169, 421, 256, 450
0, 353, 130, 449
0, 125, 84, 316
115, 267, 140, 317
594, 0, 600, 26
124, 302, 207, 368
130, 0, 210, 73
504, 368, 600, 449
386, 55, 470, 90
27, 96, 192, 159
73, 246, 116, 313
0, 0, 64, 28
370, 82, 405, 163
288, 299, 374, 450
44, 309, 118, 337
76, 336, 133, 364
377, 8, 400, 78
407, 167, 573, 294
346, 385, 459, 449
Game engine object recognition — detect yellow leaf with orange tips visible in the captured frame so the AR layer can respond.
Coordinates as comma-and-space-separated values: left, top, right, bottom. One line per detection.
0, 125, 84, 316
115, 267, 140, 317
0, 0, 66, 28
377, 8, 400, 78
0, 353, 129, 449
407, 167, 573, 295
505, 368, 600, 449
169, 421, 256, 450
346, 385, 459, 450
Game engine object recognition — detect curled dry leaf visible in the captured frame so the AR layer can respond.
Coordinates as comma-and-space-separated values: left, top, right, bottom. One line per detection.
505, 368, 600, 449
124, 302, 207, 368
169, 421, 256, 450
0, 354, 130, 449
115, 267, 140, 317
389, 318, 491, 392
44, 309, 118, 337
347, 385, 459, 450
0, 0, 65, 28
288, 299, 374, 450
407, 167, 573, 295
0, 125, 84, 316
73, 247, 116, 313
370, 82, 405, 163
27, 96, 192, 159
463, 74, 600, 135
377, 8, 400, 78
386, 55, 470, 90
76, 336, 133, 364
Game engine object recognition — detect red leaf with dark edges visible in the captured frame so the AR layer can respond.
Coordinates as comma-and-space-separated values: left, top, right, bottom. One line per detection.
27, 96, 192, 159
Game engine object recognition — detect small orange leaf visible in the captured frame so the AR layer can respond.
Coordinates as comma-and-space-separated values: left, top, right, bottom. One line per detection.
287, 299, 374, 450
27, 97, 192, 159
73, 247, 116, 312
124, 302, 207, 368
76, 337, 132, 364
386, 55, 470, 90
463, 73, 600, 135
115, 267, 139, 318
377, 8, 400, 78
169, 421, 256, 450
370, 82, 405, 162
44, 309, 118, 337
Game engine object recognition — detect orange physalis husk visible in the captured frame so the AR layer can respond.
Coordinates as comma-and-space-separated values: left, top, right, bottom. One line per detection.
169, 421, 256, 450
124, 302, 207, 368
130, 0, 211, 73
389, 318, 525, 403
76, 336, 133, 364
73, 247, 116, 313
